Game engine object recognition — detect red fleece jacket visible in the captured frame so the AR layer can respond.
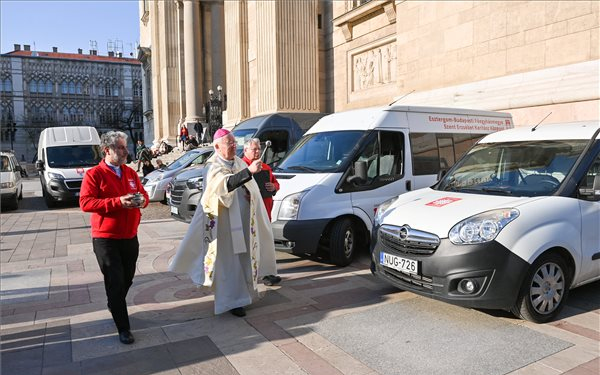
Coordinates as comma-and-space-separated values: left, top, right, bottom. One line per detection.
80, 160, 149, 239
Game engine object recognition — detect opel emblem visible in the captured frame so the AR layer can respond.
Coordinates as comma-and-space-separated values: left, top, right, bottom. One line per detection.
399, 226, 409, 240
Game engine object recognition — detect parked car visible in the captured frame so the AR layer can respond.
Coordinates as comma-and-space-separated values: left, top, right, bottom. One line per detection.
168, 112, 326, 222
372, 121, 600, 323
142, 147, 213, 202
1, 151, 25, 210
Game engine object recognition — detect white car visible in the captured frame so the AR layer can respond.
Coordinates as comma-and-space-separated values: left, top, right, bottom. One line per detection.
142, 147, 213, 202
372, 121, 600, 323
1, 151, 24, 210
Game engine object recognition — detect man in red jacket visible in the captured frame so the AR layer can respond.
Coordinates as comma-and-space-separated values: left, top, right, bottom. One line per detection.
80, 131, 149, 345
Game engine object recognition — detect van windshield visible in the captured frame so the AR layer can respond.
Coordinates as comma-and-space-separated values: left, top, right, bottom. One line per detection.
436, 140, 588, 197
46, 145, 102, 168
275, 131, 364, 173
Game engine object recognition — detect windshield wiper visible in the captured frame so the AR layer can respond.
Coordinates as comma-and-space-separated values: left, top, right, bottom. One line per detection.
286, 165, 319, 172
480, 187, 513, 195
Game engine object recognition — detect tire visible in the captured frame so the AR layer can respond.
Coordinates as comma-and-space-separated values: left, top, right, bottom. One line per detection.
4, 193, 18, 211
43, 188, 57, 208
18, 187, 23, 200
511, 253, 571, 323
329, 218, 359, 267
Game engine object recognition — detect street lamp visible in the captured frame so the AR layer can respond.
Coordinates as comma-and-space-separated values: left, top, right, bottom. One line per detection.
204, 85, 224, 143
8, 122, 16, 151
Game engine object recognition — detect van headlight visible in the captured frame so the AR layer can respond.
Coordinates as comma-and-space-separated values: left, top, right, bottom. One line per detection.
449, 208, 519, 244
0, 181, 15, 188
47, 172, 64, 180
278, 191, 307, 220
374, 196, 399, 226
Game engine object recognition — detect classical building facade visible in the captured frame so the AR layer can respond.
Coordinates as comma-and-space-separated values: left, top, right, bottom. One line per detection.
0, 45, 143, 163
140, 0, 598, 144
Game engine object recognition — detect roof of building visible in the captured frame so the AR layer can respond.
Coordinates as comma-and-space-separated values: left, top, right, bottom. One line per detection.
2, 50, 141, 65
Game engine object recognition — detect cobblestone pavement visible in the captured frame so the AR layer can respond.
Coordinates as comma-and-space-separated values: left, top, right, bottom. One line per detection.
0, 195, 598, 374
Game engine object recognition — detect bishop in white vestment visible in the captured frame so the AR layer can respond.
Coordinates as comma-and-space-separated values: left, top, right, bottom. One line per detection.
169, 129, 277, 317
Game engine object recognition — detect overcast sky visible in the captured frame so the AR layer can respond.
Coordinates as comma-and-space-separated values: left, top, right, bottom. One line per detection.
1, 0, 140, 56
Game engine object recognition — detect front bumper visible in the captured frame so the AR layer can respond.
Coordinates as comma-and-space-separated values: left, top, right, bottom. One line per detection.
45, 179, 81, 201
272, 218, 330, 254
170, 187, 202, 223
143, 182, 168, 201
372, 235, 529, 310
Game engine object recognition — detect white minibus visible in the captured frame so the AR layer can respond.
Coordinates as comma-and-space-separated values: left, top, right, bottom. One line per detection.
271, 105, 513, 265
35, 126, 102, 207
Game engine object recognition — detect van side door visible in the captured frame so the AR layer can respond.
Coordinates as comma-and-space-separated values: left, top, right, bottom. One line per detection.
339, 130, 406, 225
576, 149, 600, 283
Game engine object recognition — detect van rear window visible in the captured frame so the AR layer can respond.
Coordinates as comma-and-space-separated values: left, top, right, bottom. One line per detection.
410, 133, 486, 175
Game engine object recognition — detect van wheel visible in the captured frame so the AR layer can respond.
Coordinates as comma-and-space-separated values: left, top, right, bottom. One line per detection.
18, 188, 23, 200
4, 194, 18, 210
329, 218, 358, 267
511, 253, 570, 323
43, 189, 57, 208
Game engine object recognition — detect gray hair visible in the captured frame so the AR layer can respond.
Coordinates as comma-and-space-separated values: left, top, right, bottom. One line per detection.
243, 138, 261, 150
100, 131, 128, 150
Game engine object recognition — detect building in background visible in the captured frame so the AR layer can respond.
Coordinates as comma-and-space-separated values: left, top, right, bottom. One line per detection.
0, 44, 143, 164
139, 0, 598, 145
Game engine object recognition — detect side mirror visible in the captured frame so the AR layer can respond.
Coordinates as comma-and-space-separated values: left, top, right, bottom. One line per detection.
578, 175, 600, 201
347, 160, 367, 185
35, 160, 44, 171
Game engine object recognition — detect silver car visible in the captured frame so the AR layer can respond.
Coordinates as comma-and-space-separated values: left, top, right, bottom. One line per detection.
142, 147, 213, 202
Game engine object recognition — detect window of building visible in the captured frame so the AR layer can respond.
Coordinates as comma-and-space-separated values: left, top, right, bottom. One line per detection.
61, 81, 68, 94
45, 81, 53, 94
69, 82, 75, 94
30, 80, 38, 93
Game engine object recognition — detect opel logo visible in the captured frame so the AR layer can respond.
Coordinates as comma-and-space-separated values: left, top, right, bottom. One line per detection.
399, 226, 409, 240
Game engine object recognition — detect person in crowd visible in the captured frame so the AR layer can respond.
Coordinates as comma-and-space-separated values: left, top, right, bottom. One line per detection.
136, 140, 153, 173
142, 159, 155, 176
79, 131, 149, 345
188, 135, 199, 149
169, 128, 278, 317
156, 159, 166, 169
180, 124, 189, 144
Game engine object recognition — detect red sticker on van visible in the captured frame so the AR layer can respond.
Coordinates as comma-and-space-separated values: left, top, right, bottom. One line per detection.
426, 197, 461, 207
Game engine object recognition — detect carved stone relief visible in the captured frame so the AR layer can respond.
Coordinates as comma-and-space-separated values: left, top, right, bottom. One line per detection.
352, 41, 396, 92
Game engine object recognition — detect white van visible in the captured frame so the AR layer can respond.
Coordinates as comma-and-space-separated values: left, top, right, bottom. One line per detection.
1, 151, 24, 210
372, 121, 600, 323
271, 105, 513, 265
35, 126, 102, 207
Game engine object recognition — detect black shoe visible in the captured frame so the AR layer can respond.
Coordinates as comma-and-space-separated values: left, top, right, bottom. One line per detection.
262, 275, 282, 286
230, 307, 246, 317
118, 330, 135, 345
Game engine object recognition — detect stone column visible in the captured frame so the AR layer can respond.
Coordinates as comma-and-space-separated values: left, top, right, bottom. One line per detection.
182, 0, 203, 136
224, 0, 249, 124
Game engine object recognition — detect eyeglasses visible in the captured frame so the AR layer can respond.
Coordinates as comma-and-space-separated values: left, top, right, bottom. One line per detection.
220, 141, 236, 146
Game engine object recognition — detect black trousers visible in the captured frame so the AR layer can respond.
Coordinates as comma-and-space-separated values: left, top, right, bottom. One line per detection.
92, 236, 139, 332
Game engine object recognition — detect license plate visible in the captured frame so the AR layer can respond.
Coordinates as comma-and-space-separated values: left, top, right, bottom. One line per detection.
380, 252, 418, 275
170, 206, 178, 215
